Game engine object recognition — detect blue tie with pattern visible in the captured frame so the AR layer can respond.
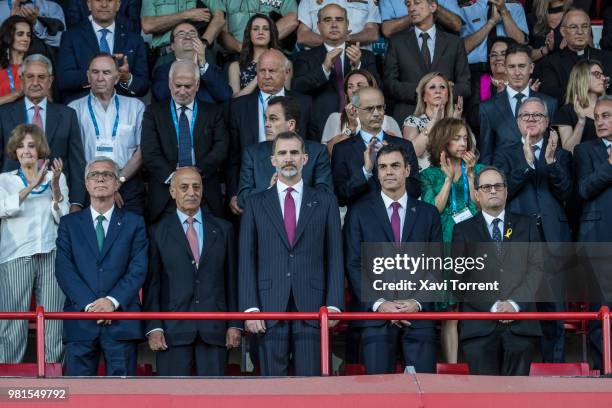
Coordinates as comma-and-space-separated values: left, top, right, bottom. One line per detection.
492, 218, 503, 258
99, 28, 110, 53
177, 106, 193, 167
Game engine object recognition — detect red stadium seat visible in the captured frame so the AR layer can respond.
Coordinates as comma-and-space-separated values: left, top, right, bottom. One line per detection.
0, 363, 63, 377
529, 363, 590, 377
343, 363, 366, 375
436, 363, 470, 375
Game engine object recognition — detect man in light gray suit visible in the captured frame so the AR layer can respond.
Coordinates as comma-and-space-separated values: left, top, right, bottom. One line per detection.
239, 131, 344, 376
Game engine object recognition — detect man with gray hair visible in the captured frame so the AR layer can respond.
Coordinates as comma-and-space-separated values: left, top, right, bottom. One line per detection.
494, 96, 573, 363
142, 59, 227, 222
0, 53, 86, 210
55, 156, 148, 376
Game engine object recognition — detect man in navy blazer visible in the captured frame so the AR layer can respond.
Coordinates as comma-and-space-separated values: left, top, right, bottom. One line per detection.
66, 0, 142, 34
574, 96, 612, 369
239, 131, 344, 376
494, 97, 573, 363
331, 86, 420, 207
55, 157, 148, 376
344, 145, 442, 374
237, 96, 333, 209
57, 0, 149, 103
479, 44, 557, 165
151, 22, 232, 104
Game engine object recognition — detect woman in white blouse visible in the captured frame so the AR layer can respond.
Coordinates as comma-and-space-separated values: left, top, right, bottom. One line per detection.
0, 124, 69, 364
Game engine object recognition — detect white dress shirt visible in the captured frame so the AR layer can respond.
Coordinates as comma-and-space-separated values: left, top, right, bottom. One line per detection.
25, 97, 48, 130
258, 89, 286, 142
507, 85, 531, 117
322, 42, 349, 79
174, 98, 196, 166
481, 209, 520, 312
91, 17, 115, 54
0, 170, 69, 264
415, 25, 436, 63
88, 205, 119, 310
521, 136, 544, 169
69, 92, 144, 168
360, 128, 385, 179
176, 208, 204, 255
276, 178, 303, 222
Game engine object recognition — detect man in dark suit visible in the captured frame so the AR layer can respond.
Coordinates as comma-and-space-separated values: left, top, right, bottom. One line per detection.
331, 86, 420, 207
494, 97, 573, 363
239, 131, 344, 376
55, 157, 148, 376
479, 44, 557, 164
57, 0, 149, 103
66, 0, 142, 34
227, 49, 313, 216
144, 167, 240, 376
151, 22, 232, 104
574, 95, 612, 369
292, 4, 379, 137
539, 9, 612, 103
452, 166, 543, 375
383, 0, 470, 124
0, 54, 86, 209
344, 145, 442, 374
237, 96, 333, 209
142, 60, 227, 223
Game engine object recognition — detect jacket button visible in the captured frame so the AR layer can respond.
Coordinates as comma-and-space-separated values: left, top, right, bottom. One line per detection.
289, 254, 294, 258
195, 280, 200, 284
287, 273, 291, 277
195, 300, 200, 304
98, 268, 103, 272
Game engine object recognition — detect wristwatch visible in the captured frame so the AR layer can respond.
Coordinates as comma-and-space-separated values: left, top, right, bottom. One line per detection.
343, 127, 355, 137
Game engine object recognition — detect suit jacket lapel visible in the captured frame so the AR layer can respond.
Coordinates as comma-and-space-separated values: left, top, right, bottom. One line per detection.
372, 194, 395, 242
113, 26, 127, 53
84, 23, 101, 53
597, 139, 610, 162
44, 103, 59, 146
476, 212, 493, 242
248, 92, 260, 146
199, 215, 218, 268
494, 91, 514, 119
193, 98, 204, 161
80, 208, 100, 258
431, 31, 447, 69
163, 100, 179, 164
408, 29, 427, 73
294, 187, 316, 245
261, 187, 291, 249
401, 201, 419, 242
100, 209, 123, 260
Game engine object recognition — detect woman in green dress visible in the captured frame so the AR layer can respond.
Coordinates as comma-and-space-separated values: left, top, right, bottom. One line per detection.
420, 117, 483, 364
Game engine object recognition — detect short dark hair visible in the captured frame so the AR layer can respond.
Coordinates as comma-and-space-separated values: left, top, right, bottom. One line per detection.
505, 44, 533, 63
170, 21, 198, 44
272, 131, 305, 154
487, 36, 517, 57
376, 144, 410, 167
474, 166, 507, 189
268, 96, 301, 129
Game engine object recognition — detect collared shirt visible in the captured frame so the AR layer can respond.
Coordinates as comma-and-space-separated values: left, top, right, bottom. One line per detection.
380, 0, 463, 22
381, 190, 408, 241
482, 209, 505, 240
90, 205, 115, 236
276, 178, 303, 222
460, 0, 528, 64
258, 88, 285, 142
173, 98, 196, 164
507, 85, 530, 117
521, 136, 544, 162
25, 97, 48, 130
322, 42, 351, 79
415, 25, 436, 63
360, 129, 385, 180
602, 138, 612, 151
90, 16, 115, 54
0, 0, 65, 47
176, 208, 204, 255
69, 92, 145, 168
0, 170, 69, 264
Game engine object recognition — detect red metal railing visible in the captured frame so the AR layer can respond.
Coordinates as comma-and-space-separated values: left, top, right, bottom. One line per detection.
0, 306, 609, 378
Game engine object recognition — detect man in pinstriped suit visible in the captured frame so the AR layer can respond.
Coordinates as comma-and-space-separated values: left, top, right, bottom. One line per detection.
239, 131, 344, 376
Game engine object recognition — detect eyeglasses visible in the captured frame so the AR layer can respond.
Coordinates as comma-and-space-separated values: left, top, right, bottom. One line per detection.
86, 171, 117, 181
591, 70, 605, 79
563, 24, 590, 33
355, 104, 385, 114
518, 113, 547, 122
477, 183, 506, 193
174, 30, 198, 39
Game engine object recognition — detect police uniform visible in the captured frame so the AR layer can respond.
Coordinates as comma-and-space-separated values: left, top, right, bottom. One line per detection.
218, 0, 298, 43
379, 0, 462, 23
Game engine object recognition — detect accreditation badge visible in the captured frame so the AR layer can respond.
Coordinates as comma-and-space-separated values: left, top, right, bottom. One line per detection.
96, 138, 114, 153
452, 207, 473, 224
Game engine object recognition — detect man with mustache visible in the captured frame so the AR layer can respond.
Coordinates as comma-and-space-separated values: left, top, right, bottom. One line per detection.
239, 131, 343, 376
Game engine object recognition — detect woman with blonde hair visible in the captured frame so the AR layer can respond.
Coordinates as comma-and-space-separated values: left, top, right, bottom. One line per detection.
0, 124, 68, 364
554, 60, 607, 152
403, 72, 462, 171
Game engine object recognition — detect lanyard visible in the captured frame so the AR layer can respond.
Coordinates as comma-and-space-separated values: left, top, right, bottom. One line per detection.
88, 94, 119, 139
258, 91, 268, 126
7, 66, 14, 93
17, 167, 49, 195
450, 161, 469, 213
171, 99, 198, 146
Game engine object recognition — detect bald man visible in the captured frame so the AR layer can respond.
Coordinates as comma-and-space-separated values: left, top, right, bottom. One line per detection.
142, 60, 227, 222
227, 49, 314, 216
144, 167, 239, 376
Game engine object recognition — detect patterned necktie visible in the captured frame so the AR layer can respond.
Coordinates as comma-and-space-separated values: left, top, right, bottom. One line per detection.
99, 28, 110, 53
284, 187, 296, 246
95, 215, 105, 252
332, 52, 345, 112
390, 202, 402, 244
369, 136, 383, 168
514, 93, 525, 118
532, 144, 540, 166
491, 218, 503, 257
177, 105, 193, 167
185, 217, 200, 265
32, 105, 43, 130
420, 32, 431, 70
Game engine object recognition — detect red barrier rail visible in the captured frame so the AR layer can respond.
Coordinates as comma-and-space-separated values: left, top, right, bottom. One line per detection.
0, 307, 609, 378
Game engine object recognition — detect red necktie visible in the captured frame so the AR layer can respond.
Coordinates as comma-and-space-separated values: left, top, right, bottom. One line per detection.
390, 202, 401, 244
284, 187, 296, 246
186, 217, 200, 265
32, 105, 43, 130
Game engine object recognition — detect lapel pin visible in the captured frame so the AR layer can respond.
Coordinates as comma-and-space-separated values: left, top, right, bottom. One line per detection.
504, 228, 512, 239
411, 207, 416, 212
117, 222, 121, 226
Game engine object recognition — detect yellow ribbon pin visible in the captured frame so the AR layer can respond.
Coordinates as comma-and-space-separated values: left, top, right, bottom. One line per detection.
504, 228, 513, 239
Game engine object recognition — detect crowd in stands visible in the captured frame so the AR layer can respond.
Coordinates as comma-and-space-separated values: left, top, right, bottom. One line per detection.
0, 0, 612, 378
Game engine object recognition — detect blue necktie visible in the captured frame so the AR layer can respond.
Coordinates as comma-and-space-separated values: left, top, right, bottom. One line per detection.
492, 218, 503, 258
99, 28, 110, 53
177, 106, 193, 167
